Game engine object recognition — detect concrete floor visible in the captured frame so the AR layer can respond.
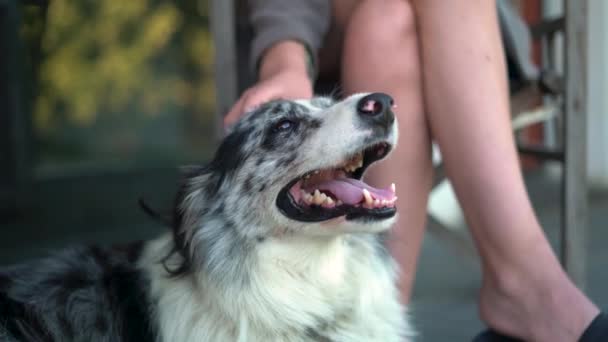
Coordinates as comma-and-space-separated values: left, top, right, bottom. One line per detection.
1, 166, 606, 341
413, 167, 608, 340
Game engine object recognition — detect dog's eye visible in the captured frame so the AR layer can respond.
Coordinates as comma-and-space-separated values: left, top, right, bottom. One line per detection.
273, 119, 297, 133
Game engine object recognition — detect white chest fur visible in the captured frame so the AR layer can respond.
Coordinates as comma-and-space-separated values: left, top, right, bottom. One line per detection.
142, 234, 412, 341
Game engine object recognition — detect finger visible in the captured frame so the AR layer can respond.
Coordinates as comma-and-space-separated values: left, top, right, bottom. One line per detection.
224, 84, 280, 129
241, 87, 278, 113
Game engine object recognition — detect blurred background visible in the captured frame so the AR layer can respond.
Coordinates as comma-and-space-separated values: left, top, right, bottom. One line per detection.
1, 0, 217, 258
0, 0, 606, 340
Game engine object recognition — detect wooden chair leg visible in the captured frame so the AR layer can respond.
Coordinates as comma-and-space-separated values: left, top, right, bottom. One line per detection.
561, 0, 589, 290
210, 0, 238, 142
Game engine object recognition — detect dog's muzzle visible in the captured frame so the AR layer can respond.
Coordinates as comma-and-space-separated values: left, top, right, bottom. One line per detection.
276, 93, 399, 223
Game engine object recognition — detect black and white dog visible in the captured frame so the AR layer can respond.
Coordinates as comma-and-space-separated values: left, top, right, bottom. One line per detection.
0, 93, 412, 341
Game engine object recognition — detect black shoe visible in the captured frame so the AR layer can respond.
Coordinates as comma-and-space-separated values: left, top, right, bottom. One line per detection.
473, 312, 608, 342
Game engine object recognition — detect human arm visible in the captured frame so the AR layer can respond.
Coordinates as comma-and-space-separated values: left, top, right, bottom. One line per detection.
224, 0, 330, 128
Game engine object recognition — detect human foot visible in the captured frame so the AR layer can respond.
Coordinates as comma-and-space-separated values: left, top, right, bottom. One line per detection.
478, 257, 599, 341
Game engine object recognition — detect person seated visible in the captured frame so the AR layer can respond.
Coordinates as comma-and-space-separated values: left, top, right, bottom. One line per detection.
225, 1, 602, 340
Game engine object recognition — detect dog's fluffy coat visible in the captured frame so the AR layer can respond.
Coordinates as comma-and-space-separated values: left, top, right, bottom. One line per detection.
0, 94, 412, 341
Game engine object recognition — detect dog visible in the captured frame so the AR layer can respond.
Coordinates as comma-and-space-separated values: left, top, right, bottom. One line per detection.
0, 92, 412, 341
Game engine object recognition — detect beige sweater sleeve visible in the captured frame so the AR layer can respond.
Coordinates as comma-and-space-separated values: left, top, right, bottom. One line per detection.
248, 0, 331, 78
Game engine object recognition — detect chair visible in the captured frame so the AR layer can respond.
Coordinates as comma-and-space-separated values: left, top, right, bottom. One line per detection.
501, 1, 590, 289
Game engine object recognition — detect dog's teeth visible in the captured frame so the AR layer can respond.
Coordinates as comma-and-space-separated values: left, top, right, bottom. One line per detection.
362, 189, 373, 206
356, 154, 363, 164
312, 190, 319, 204
307, 193, 314, 203
304, 174, 311, 179
390, 183, 396, 194
313, 189, 323, 205
355, 154, 363, 168
374, 199, 380, 207
325, 197, 334, 205
342, 154, 363, 173
336, 200, 343, 206
302, 192, 312, 204
319, 193, 327, 203
313, 170, 320, 175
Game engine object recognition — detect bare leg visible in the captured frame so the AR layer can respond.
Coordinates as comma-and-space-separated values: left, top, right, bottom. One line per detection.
340, 0, 433, 302
409, 0, 599, 340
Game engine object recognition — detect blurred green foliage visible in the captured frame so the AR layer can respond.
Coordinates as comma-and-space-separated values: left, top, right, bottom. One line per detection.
19, 0, 217, 170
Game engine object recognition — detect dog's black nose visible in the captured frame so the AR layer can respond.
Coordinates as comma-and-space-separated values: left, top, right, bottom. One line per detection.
357, 93, 395, 128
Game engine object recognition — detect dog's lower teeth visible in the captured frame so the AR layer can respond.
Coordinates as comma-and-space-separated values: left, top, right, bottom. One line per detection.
301, 189, 338, 208
311, 189, 321, 205
298, 167, 397, 209
319, 193, 327, 204
302, 189, 337, 208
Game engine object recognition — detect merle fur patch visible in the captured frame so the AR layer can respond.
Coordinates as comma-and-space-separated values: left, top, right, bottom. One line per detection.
0, 243, 153, 341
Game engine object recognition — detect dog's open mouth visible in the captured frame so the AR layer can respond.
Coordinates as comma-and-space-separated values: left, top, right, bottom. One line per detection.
276, 142, 397, 222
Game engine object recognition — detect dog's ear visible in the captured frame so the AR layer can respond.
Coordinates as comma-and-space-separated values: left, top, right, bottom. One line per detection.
137, 165, 207, 229
138, 198, 172, 226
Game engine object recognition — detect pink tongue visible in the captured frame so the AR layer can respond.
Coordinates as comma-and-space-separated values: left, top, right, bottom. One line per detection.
304, 178, 394, 205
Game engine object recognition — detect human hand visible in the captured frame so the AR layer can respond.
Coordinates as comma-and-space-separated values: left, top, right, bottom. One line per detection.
223, 41, 314, 130
223, 69, 313, 129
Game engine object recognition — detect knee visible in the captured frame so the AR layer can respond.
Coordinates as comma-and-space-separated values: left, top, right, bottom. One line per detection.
348, 0, 417, 45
